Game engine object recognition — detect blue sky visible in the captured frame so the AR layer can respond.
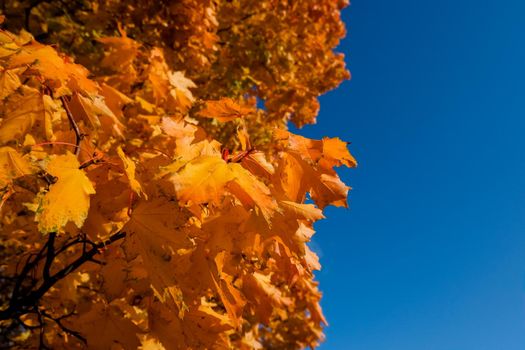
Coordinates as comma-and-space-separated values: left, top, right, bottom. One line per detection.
297, 1, 525, 349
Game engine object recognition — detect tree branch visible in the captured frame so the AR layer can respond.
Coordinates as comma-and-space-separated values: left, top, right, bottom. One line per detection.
60, 96, 83, 156
42, 232, 56, 281
0, 231, 126, 322
40, 309, 86, 344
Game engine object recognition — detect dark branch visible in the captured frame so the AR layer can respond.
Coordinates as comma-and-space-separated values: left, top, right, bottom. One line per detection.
40, 309, 86, 344
60, 95, 84, 156
42, 232, 56, 280
0, 231, 126, 322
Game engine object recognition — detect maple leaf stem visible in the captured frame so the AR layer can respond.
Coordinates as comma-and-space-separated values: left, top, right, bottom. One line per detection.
228, 148, 256, 163
60, 96, 84, 156
78, 158, 99, 169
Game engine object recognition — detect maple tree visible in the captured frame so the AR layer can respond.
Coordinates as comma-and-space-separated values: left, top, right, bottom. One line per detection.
0, 1, 355, 349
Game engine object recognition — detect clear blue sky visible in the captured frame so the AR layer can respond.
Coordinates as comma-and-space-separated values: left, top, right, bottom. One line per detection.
296, 1, 525, 349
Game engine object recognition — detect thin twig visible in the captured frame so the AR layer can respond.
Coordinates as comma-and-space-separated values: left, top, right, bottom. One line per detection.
78, 157, 100, 169
36, 309, 49, 350
60, 96, 83, 156
0, 231, 126, 321
40, 309, 86, 344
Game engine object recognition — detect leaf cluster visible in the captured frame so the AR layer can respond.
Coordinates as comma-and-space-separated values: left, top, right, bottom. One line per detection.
0, 2, 355, 349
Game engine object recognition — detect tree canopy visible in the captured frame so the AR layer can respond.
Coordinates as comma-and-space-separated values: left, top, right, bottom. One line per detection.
0, 1, 355, 348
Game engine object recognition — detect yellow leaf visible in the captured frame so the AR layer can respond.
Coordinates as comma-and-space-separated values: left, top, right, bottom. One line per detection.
294, 222, 316, 243
42, 94, 62, 141
135, 96, 157, 114
227, 162, 279, 223
139, 336, 167, 350
72, 303, 142, 349
0, 69, 21, 100
0, 86, 42, 144
243, 271, 292, 312
191, 297, 234, 332
275, 152, 305, 202
38, 152, 95, 233
240, 151, 275, 180
321, 136, 357, 169
8, 44, 69, 83
198, 98, 253, 122
0, 147, 32, 188
275, 129, 357, 169
98, 35, 140, 69
123, 199, 194, 317
170, 155, 278, 222
79, 93, 124, 136
274, 130, 354, 208
279, 200, 324, 222
210, 251, 246, 326
99, 83, 133, 119
304, 245, 321, 271
168, 71, 196, 109
313, 173, 350, 208
171, 156, 233, 206
0, 86, 63, 144
161, 116, 197, 154
0, 38, 19, 59
117, 146, 147, 198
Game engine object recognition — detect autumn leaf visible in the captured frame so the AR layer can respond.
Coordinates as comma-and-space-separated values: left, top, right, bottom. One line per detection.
170, 156, 233, 206
237, 125, 251, 151
226, 162, 279, 223
275, 129, 357, 169
98, 34, 140, 70
0, 69, 21, 100
243, 271, 293, 308
169, 154, 278, 222
274, 130, 355, 208
37, 152, 95, 233
139, 336, 167, 350
0, 86, 51, 144
0, 33, 20, 59
144, 48, 196, 112
161, 116, 198, 153
210, 250, 246, 326
240, 151, 275, 180
68, 92, 124, 137
168, 71, 197, 110
8, 43, 70, 84
123, 199, 194, 317
0, 147, 33, 188
71, 302, 142, 349
279, 200, 325, 222
198, 97, 254, 122
117, 146, 147, 198
321, 136, 358, 169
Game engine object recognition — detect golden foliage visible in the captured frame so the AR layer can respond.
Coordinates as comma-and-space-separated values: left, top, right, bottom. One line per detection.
0, 2, 354, 349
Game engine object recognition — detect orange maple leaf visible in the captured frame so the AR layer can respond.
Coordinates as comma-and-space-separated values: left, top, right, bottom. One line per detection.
198, 98, 254, 122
